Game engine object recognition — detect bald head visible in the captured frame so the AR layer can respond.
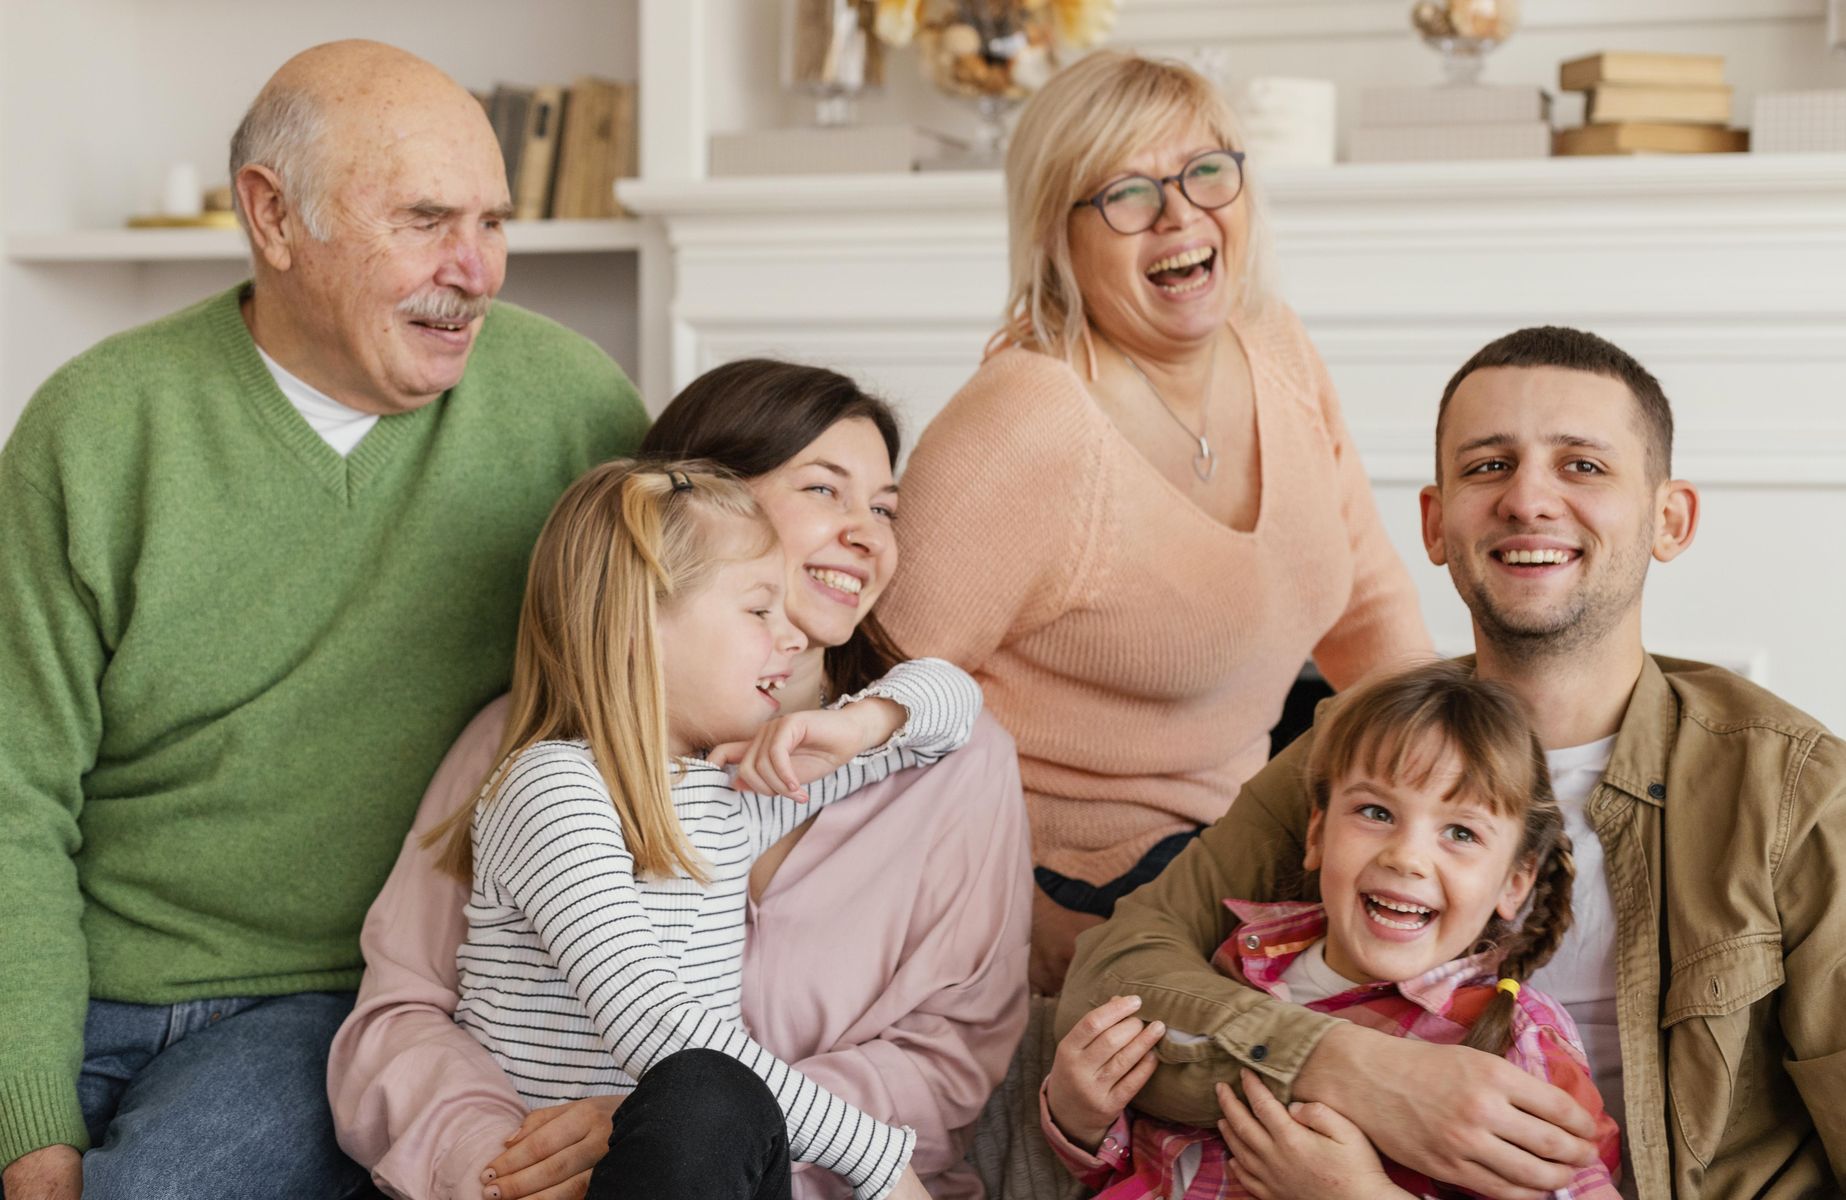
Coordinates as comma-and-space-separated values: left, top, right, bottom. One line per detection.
230, 40, 501, 240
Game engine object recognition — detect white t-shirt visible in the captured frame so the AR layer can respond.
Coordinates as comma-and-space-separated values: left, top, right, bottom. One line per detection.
1277, 938, 1355, 1006
256, 346, 378, 457
1528, 735, 1634, 1196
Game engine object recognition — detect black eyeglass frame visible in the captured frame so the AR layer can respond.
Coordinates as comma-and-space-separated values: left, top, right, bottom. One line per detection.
1071, 149, 1249, 235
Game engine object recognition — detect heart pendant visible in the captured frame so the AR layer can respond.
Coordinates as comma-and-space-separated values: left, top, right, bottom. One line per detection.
1193, 438, 1216, 483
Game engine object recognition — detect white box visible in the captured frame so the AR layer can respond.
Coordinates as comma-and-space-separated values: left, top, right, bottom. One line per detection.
1752, 90, 1846, 154
1347, 121, 1552, 163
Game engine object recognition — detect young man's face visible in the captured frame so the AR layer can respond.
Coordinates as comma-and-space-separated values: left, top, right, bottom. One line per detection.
1421, 366, 1690, 658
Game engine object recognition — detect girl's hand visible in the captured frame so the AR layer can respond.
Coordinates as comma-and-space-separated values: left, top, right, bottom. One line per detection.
482, 1094, 623, 1200
1216, 1071, 1415, 1200
1045, 994, 1166, 1151
885, 1165, 932, 1200
709, 698, 904, 799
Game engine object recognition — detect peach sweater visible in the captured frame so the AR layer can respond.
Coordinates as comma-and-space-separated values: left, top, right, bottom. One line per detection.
880, 302, 1431, 884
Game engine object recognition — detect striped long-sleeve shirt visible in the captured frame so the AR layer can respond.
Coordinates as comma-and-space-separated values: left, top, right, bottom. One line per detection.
455, 658, 981, 1200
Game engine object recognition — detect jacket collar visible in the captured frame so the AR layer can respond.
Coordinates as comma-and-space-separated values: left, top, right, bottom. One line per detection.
1217, 899, 1500, 1013
1600, 653, 1677, 809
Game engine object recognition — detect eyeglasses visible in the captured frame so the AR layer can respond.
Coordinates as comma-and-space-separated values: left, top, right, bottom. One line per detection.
1071, 149, 1247, 235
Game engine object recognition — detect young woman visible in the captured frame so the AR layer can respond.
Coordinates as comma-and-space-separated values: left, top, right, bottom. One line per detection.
329, 362, 1031, 1200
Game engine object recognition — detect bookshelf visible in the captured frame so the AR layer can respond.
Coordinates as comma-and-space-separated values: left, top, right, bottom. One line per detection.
0, 0, 645, 438
4, 221, 649, 264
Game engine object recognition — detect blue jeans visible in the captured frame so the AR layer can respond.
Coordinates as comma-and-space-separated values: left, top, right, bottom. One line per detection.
1034, 827, 1205, 919
67, 991, 371, 1200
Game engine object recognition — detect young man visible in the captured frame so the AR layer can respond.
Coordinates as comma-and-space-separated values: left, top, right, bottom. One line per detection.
1061, 327, 1845, 1199
0, 41, 647, 1200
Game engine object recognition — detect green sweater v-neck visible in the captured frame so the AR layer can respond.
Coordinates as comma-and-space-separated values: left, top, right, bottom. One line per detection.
0, 284, 646, 1161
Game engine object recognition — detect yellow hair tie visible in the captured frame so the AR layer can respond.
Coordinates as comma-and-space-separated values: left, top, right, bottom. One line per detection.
1496, 978, 1521, 998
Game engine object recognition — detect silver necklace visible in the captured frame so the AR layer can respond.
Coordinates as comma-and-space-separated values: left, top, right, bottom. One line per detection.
1118, 346, 1217, 483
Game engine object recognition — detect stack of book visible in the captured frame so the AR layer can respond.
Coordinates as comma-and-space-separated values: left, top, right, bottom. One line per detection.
1347, 85, 1552, 163
479, 78, 637, 220
1553, 53, 1747, 156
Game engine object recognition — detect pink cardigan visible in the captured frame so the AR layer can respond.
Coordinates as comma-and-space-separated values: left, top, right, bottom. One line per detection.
328, 698, 1032, 1200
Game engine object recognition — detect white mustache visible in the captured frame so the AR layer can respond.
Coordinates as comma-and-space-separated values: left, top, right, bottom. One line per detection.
398, 291, 492, 324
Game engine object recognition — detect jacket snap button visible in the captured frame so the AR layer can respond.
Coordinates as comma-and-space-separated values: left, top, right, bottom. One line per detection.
1647, 782, 1666, 800
1243, 933, 1262, 950
1250, 1044, 1268, 1061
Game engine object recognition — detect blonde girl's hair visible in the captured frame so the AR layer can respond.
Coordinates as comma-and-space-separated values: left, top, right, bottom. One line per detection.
426, 459, 777, 885
999, 49, 1276, 361
1303, 660, 1576, 1059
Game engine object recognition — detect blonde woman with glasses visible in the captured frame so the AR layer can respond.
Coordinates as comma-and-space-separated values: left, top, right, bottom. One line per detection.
880, 51, 1432, 1002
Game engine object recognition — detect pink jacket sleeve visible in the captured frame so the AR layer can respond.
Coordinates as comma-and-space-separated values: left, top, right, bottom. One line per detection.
746, 716, 1033, 1199
327, 698, 523, 1200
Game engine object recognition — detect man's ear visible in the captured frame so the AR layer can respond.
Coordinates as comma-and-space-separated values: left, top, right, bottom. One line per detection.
1652, 478, 1699, 563
1419, 484, 1448, 566
1302, 807, 1325, 872
234, 163, 295, 272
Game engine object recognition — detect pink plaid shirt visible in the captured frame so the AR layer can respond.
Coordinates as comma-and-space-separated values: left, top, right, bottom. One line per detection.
1040, 900, 1623, 1200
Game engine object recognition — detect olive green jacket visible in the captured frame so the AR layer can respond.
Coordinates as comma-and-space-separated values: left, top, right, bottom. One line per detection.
1060, 655, 1846, 1198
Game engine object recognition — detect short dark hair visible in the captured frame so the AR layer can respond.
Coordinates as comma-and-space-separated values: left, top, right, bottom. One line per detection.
640, 358, 907, 694
1436, 326, 1674, 482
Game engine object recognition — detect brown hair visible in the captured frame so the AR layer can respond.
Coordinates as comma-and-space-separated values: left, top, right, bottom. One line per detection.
425, 459, 776, 884
1000, 49, 1273, 359
1305, 660, 1575, 1057
1437, 325, 1675, 483
640, 358, 906, 695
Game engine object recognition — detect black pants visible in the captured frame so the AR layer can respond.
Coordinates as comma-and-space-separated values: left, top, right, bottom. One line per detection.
586, 1049, 793, 1200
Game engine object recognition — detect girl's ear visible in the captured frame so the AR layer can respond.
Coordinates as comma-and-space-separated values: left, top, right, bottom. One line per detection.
1495, 852, 1539, 922
1302, 808, 1325, 872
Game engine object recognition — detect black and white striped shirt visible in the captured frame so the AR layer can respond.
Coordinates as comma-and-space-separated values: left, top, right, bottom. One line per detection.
456, 658, 981, 1200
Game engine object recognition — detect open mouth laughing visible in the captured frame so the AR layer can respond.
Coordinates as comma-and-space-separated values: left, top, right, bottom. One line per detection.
1362, 891, 1437, 933
1145, 246, 1216, 296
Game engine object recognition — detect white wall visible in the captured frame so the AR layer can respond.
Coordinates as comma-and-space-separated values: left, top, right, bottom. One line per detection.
702, 0, 1846, 149
625, 0, 1846, 730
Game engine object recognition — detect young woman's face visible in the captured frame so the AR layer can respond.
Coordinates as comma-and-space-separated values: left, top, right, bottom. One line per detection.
1304, 734, 1537, 986
748, 418, 899, 651
658, 519, 807, 755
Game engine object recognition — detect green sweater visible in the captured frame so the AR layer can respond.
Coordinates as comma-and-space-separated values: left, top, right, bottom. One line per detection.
0, 284, 647, 1162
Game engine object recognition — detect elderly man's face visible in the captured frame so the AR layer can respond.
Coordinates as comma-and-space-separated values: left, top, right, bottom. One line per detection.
290, 97, 511, 414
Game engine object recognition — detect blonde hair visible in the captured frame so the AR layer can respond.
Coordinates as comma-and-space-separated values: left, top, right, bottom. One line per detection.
427, 459, 776, 884
1000, 50, 1275, 359
1303, 660, 1575, 1058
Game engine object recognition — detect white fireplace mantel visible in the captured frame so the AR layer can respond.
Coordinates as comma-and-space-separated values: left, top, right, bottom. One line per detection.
619, 154, 1846, 728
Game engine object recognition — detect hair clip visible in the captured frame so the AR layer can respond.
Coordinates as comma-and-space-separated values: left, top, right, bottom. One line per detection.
668, 470, 694, 493
1495, 978, 1521, 998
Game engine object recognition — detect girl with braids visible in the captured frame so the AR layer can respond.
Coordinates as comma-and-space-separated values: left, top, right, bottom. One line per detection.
422, 459, 981, 1200
1039, 660, 1622, 1199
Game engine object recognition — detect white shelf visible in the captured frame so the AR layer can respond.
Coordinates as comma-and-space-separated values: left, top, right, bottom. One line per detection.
620, 153, 1846, 217
4, 219, 647, 264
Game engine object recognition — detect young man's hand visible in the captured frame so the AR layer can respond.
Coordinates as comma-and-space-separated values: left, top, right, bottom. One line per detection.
1295, 1025, 1598, 1200
1044, 994, 1166, 1150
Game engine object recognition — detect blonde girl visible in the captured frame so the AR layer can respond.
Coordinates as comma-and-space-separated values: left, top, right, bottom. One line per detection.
1043, 660, 1622, 1200
427, 459, 978, 1200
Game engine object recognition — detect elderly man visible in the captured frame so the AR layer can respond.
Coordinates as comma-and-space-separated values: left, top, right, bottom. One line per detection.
1060, 327, 1845, 1199
0, 41, 645, 1199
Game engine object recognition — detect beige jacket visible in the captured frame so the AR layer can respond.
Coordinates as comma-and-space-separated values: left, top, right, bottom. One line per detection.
1060, 655, 1846, 1198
